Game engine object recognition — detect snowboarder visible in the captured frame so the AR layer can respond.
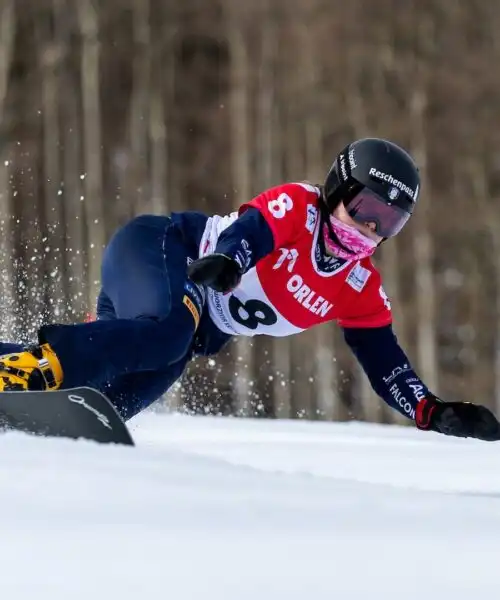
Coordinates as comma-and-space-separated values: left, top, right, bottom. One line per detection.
0, 137, 498, 441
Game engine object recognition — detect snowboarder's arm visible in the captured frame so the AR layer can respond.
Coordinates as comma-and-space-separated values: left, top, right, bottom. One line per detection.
343, 325, 426, 420
187, 207, 275, 292
216, 180, 316, 271
213, 206, 275, 273
188, 183, 319, 293
343, 325, 500, 441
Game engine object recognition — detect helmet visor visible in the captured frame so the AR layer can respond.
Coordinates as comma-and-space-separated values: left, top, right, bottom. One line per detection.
344, 187, 411, 238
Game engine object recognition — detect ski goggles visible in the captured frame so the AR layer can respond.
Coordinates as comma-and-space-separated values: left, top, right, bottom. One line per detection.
343, 187, 411, 238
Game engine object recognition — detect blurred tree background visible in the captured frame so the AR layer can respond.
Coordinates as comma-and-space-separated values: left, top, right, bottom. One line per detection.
1, 0, 500, 423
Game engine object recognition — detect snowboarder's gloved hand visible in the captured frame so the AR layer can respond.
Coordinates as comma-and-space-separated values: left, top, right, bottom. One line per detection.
416, 395, 500, 441
188, 253, 243, 293
0, 344, 63, 392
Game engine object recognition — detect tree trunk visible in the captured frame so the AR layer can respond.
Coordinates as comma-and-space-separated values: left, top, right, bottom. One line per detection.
0, 0, 16, 337
409, 87, 438, 393
469, 159, 500, 413
37, 7, 67, 320
342, 22, 385, 422
56, 0, 87, 319
128, 0, 151, 213
78, 0, 106, 311
225, 4, 254, 416
299, 5, 339, 421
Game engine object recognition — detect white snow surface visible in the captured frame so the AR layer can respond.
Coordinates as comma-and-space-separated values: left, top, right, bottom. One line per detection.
1, 413, 500, 600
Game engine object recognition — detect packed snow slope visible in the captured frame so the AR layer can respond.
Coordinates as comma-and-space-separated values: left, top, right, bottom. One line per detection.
0, 412, 499, 600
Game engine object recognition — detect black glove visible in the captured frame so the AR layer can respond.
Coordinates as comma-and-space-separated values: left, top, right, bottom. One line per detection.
416, 396, 500, 441
187, 253, 243, 294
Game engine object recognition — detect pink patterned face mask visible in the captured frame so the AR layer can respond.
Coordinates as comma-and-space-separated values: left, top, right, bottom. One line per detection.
323, 216, 378, 261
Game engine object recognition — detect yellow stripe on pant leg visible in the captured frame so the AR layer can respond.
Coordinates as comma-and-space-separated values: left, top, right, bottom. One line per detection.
183, 295, 200, 328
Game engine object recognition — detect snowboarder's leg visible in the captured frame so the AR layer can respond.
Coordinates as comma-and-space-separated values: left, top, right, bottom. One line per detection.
96, 289, 116, 321
91, 286, 189, 418
103, 358, 188, 420
0, 343, 24, 354
0, 215, 204, 393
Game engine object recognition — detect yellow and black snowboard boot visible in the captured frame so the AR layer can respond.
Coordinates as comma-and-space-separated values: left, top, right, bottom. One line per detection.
0, 344, 63, 391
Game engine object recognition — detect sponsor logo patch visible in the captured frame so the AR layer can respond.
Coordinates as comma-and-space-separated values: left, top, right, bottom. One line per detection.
379, 286, 391, 310
348, 147, 357, 170
68, 394, 112, 430
383, 364, 410, 384
369, 167, 417, 199
305, 204, 318, 233
346, 263, 371, 292
389, 383, 416, 419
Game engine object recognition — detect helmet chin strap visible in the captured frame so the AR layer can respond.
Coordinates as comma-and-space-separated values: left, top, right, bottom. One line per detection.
319, 185, 386, 252
318, 190, 356, 255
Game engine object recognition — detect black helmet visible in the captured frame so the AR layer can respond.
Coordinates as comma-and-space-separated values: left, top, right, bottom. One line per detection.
323, 138, 420, 237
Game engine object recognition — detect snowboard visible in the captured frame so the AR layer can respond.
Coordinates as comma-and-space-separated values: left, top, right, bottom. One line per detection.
0, 387, 134, 446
